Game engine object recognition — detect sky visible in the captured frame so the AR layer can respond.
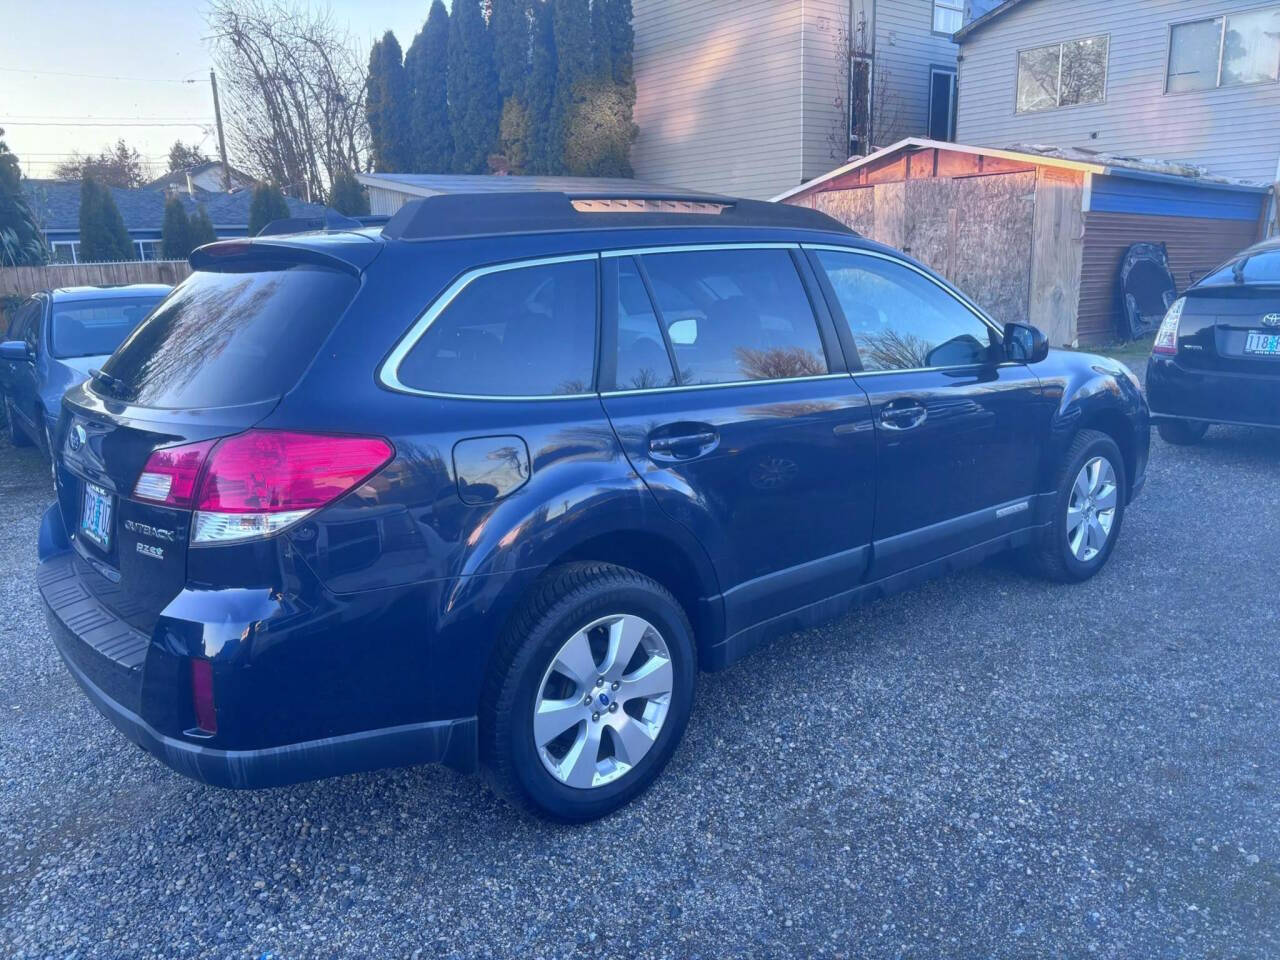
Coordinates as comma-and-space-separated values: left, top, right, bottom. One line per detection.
0, 1, 440, 181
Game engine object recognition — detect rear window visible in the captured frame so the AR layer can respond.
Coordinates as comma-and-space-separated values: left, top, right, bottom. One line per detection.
99, 265, 357, 408
1201, 249, 1280, 286
51, 296, 162, 359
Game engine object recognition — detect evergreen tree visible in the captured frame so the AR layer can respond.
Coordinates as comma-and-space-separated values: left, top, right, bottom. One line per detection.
0, 129, 48, 266
405, 0, 453, 172
160, 194, 191, 260
591, 0, 612, 81
498, 98, 531, 174
447, 0, 501, 173
491, 0, 531, 102
605, 0, 634, 97
248, 183, 291, 235
563, 79, 636, 177
366, 32, 411, 171
550, 0, 591, 173
329, 171, 370, 216
187, 206, 217, 249
525, 0, 558, 173
78, 176, 133, 262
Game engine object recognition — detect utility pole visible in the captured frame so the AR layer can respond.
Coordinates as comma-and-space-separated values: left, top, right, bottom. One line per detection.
210, 69, 231, 192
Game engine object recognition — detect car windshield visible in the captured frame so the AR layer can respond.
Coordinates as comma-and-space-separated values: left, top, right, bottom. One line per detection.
50, 296, 164, 359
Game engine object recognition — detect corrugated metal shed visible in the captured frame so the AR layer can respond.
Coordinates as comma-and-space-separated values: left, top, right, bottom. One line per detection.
777, 138, 1270, 346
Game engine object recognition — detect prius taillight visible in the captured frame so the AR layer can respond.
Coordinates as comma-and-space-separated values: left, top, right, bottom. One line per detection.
134, 430, 394, 544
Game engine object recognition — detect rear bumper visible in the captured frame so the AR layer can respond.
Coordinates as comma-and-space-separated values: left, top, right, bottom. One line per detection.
38, 503, 478, 789
50, 618, 475, 789
1147, 355, 1280, 428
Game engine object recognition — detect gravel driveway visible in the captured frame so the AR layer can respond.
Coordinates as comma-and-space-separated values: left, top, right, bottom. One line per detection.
2, 423, 1278, 960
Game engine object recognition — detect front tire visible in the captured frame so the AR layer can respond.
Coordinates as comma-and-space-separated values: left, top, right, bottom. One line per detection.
1157, 419, 1209, 445
1025, 429, 1126, 583
480, 562, 696, 822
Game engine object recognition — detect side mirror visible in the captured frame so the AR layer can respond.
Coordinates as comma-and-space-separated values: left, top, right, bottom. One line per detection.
0, 340, 33, 362
1003, 322, 1048, 364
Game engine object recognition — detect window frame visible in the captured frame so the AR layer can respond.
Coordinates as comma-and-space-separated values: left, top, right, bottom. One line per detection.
932, 0, 964, 36
1164, 5, 1280, 95
803, 245, 1008, 376
927, 65, 958, 140
379, 252, 602, 401
1013, 34, 1111, 114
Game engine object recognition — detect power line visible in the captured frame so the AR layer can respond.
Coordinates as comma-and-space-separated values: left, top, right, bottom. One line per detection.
0, 65, 202, 84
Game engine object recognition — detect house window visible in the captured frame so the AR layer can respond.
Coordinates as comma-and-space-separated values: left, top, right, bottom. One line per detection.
849, 55, 874, 155
1167, 8, 1280, 93
928, 67, 958, 140
135, 240, 163, 261
50, 241, 79, 265
1016, 35, 1109, 112
933, 0, 964, 34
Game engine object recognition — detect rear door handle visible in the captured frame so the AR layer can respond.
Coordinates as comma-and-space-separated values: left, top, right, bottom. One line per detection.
879, 401, 927, 431
648, 428, 719, 460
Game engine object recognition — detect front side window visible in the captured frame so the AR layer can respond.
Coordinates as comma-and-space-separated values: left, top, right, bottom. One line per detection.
1017, 35, 1109, 112
397, 258, 597, 397
933, 0, 963, 34
814, 250, 996, 371
1169, 9, 1280, 92
637, 248, 829, 387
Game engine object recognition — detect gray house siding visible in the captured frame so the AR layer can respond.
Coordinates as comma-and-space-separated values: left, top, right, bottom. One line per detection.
874, 0, 962, 141
955, 0, 1280, 183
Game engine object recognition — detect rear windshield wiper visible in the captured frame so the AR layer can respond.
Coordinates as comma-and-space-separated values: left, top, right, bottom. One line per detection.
88, 367, 128, 398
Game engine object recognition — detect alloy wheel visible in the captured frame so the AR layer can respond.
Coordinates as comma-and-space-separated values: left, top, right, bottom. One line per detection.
1066, 456, 1117, 562
533, 613, 673, 789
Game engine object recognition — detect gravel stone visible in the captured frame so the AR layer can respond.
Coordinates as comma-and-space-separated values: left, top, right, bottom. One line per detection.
1, 424, 1278, 959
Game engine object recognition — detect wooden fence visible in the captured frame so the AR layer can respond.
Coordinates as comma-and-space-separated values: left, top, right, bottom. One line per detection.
0, 260, 192, 300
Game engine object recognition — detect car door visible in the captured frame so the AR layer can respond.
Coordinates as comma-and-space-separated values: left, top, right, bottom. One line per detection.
4, 297, 43, 434
598, 244, 877, 642
807, 246, 1046, 579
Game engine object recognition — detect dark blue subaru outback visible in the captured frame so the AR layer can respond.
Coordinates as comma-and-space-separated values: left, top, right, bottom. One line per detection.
38, 192, 1148, 821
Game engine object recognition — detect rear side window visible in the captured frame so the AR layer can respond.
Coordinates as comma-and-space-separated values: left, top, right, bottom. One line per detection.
814, 250, 995, 370
100, 265, 357, 408
637, 248, 828, 385
614, 258, 676, 390
396, 258, 596, 397
51, 297, 161, 359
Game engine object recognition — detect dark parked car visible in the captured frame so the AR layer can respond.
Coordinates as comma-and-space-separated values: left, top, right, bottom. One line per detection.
2, 285, 170, 475
1147, 238, 1280, 443
36, 193, 1149, 821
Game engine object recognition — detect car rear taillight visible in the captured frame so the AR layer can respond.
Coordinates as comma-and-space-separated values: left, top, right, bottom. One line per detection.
190, 659, 217, 734
1152, 297, 1185, 355
133, 430, 394, 544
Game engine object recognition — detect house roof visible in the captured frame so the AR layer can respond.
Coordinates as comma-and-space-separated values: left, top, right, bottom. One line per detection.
771, 137, 1273, 203
21, 179, 328, 233
145, 161, 253, 192
358, 173, 694, 198
953, 0, 1030, 42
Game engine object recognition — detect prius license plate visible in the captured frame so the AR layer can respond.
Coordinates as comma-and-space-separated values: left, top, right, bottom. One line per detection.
80, 482, 113, 550
1244, 332, 1280, 356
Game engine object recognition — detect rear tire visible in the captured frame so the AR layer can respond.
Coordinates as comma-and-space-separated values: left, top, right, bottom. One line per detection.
4, 399, 33, 447
480, 562, 696, 822
1157, 419, 1209, 445
1024, 429, 1126, 583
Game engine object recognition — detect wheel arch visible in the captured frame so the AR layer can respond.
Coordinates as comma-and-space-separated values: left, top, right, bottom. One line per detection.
1076, 407, 1137, 499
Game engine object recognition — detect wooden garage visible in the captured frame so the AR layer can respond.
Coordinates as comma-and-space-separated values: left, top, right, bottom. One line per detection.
775, 138, 1272, 347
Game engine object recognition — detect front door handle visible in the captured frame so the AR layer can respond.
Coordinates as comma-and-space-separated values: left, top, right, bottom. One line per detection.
879, 401, 927, 431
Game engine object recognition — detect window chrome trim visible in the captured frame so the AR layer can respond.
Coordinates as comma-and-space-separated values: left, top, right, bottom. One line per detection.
377, 252, 599, 400
601, 242, 798, 258
600, 373, 849, 398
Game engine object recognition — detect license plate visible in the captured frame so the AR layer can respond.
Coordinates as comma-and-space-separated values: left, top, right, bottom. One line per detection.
80, 482, 113, 550
1245, 332, 1280, 356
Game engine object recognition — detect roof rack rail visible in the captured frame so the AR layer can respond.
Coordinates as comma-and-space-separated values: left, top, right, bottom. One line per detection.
380, 191, 852, 242
257, 210, 390, 236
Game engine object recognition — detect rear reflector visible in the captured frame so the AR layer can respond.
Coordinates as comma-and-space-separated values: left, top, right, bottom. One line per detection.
133, 430, 394, 544
1152, 297, 1185, 355
190, 659, 217, 734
